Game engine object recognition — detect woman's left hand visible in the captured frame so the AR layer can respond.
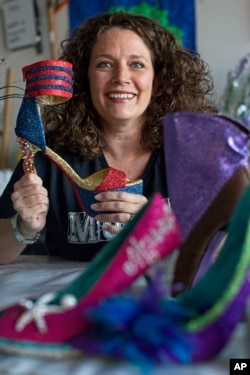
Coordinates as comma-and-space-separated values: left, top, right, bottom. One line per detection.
91, 191, 148, 234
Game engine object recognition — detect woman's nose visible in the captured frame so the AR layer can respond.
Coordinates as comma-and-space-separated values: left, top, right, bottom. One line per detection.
111, 66, 130, 84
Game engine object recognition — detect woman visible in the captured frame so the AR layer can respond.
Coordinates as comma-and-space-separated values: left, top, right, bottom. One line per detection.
0, 12, 216, 264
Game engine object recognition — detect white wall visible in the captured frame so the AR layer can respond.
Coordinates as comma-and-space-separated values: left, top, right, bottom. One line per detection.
1, 0, 250, 168
196, 0, 250, 101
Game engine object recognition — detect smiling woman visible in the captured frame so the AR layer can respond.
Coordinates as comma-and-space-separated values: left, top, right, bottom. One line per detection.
88, 27, 155, 137
0, 12, 217, 269
87, 27, 155, 180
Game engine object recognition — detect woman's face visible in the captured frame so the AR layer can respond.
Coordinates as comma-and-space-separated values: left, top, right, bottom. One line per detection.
88, 28, 155, 129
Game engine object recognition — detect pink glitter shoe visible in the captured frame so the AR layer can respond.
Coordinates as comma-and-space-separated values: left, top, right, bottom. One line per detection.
0, 193, 180, 357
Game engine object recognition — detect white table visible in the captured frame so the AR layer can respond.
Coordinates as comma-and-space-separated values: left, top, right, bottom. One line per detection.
0, 256, 247, 375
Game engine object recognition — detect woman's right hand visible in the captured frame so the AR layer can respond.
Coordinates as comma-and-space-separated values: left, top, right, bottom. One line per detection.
11, 171, 49, 237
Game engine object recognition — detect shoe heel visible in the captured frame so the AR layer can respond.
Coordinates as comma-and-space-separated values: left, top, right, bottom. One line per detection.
174, 166, 250, 292
15, 59, 74, 171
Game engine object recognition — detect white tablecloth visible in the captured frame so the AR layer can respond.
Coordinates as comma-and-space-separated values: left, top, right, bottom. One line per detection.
0, 256, 247, 375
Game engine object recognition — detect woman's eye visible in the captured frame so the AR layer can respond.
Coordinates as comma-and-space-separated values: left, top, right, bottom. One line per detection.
131, 62, 144, 69
97, 61, 112, 69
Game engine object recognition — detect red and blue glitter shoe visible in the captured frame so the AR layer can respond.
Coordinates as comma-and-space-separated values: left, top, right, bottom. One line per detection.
15, 60, 143, 217
0, 193, 180, 356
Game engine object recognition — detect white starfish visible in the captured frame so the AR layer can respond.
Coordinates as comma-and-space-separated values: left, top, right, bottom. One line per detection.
15, 292, 77, 333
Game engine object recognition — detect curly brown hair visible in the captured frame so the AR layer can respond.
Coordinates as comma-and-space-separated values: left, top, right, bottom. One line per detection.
43, 12, 217, 158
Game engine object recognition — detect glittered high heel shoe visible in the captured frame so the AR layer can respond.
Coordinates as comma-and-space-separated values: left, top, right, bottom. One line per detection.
0, 193, 180, 356
163, 111, 250, 293
15, 60, 143, 217
68, 185, 250, 364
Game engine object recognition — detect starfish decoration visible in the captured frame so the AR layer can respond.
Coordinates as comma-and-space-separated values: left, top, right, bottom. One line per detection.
15, 292, 77, 333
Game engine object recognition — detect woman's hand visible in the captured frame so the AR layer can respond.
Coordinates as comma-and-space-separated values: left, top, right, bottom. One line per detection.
91, 191, 148, 234
11, 171, 49, 236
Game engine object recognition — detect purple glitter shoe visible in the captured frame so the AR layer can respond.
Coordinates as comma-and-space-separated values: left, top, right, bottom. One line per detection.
164, 111, 250, 293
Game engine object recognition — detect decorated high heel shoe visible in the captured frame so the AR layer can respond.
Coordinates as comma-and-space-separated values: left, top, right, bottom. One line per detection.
163, 111, 250, 292
0, 193, 180, 356
16, 60, 143, 217
66, 185, 250, 364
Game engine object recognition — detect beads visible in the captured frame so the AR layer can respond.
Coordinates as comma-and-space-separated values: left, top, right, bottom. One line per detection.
17, 137, 37, 173
60, 294, 77, 308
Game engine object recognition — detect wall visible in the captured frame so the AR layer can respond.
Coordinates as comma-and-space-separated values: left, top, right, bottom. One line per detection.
0, 0, 69, 169
0, 0, 250, 169
196, 0, 250, 101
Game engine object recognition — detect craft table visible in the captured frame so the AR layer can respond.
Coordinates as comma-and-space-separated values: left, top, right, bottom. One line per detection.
0, 256, 247, 375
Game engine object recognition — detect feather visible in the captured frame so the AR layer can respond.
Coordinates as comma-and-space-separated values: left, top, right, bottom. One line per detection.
69, 272, 196, 364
